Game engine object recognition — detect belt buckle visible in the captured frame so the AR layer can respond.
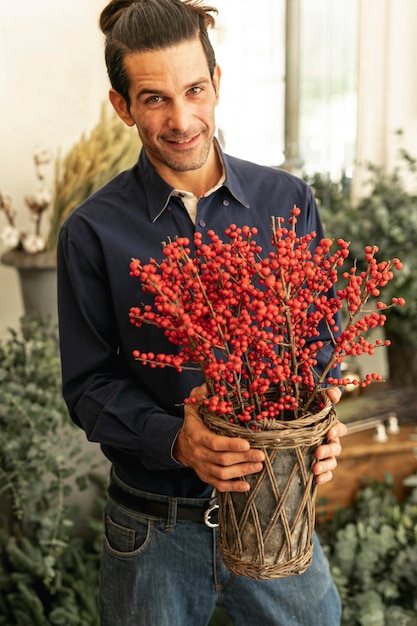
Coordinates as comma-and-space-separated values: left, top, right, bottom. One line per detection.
204, 499, 219, 528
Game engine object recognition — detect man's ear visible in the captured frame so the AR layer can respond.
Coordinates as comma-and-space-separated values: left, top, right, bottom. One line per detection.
213, 65, 221, 103
109, 88, 135, 127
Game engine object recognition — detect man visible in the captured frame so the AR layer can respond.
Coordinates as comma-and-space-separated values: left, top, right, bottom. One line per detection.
58, 1, 347, 624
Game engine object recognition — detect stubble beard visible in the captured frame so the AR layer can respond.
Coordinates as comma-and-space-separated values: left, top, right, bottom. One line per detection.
141, 130, 215, 173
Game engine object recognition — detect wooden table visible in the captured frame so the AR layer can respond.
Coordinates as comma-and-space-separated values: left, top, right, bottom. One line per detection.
317, 422, 417, 518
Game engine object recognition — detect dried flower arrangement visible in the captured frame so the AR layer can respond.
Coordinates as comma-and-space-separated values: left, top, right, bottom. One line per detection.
0, 149, 52, 254
0, 105, 139, 256
129, 208, 404, 429
47, 104, 139, 251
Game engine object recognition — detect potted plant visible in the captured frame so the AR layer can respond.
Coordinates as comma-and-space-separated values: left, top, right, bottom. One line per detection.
0, 104, 140, 319
128, 211, 404, 579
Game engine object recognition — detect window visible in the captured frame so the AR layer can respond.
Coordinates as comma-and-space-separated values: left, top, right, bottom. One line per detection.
213, 0, 358, 177
299, 0, 358, 178
213, 0, 286, 166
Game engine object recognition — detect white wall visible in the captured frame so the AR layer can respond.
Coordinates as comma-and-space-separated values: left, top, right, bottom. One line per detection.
0, 0, 110, 332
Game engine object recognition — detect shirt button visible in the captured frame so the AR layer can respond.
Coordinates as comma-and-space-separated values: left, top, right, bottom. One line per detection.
223, 200, 229, 206
167, 206, 172, 211
199, 219, 206, 227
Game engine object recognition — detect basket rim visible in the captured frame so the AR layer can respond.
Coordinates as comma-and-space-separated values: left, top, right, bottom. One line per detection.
201, 391, 338, 447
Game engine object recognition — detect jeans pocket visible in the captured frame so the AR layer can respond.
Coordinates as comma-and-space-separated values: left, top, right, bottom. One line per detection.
103, 511, 152, 557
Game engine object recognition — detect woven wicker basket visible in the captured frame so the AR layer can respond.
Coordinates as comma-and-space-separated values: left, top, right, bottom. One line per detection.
201, 391, 337, 580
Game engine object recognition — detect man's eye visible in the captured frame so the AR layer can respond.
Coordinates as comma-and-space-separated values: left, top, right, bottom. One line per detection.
189, 86, 202, 95
146, 95, 163, 104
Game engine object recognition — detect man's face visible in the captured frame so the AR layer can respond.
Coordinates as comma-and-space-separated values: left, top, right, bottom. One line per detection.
110, 37, 220, 182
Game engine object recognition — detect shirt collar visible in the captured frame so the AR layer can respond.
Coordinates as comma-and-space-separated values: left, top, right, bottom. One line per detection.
137, 141, 251, 223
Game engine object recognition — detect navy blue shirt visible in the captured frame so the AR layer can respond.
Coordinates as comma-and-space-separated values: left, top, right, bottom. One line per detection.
58, 146, 334, 498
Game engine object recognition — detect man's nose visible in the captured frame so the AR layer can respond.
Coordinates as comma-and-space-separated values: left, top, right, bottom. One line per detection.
167, 100, 192, 133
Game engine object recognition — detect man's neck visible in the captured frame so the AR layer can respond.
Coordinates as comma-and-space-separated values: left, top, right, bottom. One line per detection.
148, 142, 223, 198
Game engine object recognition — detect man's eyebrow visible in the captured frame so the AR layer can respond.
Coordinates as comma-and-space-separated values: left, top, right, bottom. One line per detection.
136, 87, 164, 98
136, 77, 211, 99
188, 77, 211, 88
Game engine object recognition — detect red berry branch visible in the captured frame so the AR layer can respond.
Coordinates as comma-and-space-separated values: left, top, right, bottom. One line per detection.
129, 208, 404, 428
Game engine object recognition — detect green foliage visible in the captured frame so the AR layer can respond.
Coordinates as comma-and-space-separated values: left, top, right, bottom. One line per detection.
318, 474, 417, 625
0, 319, 105, 625
307, 147, 417, 347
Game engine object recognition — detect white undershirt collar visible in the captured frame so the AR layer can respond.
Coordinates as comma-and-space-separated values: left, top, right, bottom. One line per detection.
171, 147, 226, 224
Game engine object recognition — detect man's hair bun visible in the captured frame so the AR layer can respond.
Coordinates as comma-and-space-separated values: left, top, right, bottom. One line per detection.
99, 0, 136, 36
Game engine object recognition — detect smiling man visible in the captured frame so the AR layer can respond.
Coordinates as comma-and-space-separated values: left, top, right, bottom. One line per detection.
57, 1, 346, 624
111, 48, 221, 184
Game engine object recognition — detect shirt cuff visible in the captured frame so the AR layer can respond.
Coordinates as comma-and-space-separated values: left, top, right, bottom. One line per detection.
170, 427, 188, 468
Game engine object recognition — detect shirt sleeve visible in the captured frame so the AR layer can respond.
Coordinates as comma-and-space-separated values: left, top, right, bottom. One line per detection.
57, 221, 184, 472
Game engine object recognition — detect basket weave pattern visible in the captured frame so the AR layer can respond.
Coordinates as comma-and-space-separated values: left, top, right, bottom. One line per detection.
201, 393, 337, 579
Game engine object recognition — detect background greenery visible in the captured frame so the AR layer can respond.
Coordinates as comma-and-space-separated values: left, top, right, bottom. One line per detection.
318, 474, 417, 626
0, 319, 105, 625
306, 145, 417, 387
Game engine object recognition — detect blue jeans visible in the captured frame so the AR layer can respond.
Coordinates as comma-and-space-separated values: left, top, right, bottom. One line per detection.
99, 481, 341, 625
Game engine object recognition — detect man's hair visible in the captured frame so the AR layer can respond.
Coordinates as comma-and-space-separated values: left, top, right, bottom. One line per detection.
99, 0, 218, 107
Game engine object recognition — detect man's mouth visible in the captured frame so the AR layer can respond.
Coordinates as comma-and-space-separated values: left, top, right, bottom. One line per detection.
175, 137, 195, 144
165, 133, 201, 147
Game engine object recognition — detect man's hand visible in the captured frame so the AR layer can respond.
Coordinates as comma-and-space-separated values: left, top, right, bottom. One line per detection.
173, 384, 265, 493
173, 384, 347, 492
313, 387, 347, 485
